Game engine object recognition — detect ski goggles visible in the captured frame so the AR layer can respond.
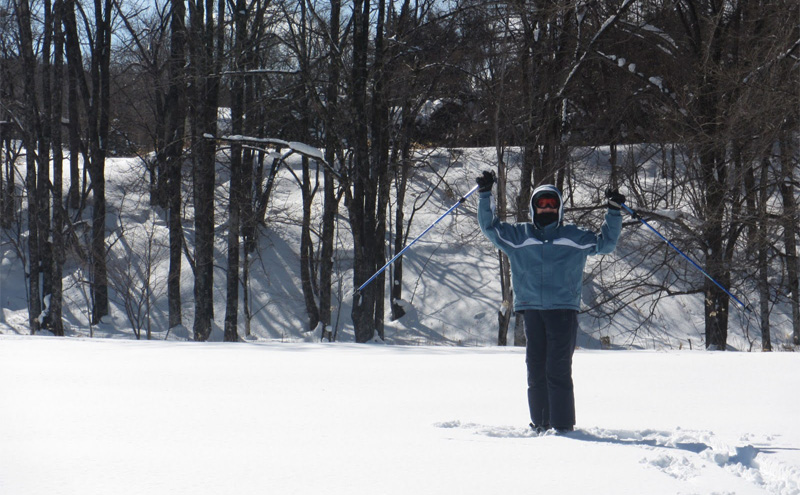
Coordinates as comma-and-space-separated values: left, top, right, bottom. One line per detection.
534, 196, 559, 209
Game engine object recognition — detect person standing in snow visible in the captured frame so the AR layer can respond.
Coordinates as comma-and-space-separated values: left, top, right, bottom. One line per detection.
475, 171, 624, 433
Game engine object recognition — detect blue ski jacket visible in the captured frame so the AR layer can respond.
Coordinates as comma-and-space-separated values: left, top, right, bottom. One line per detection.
478, 185, 622, 312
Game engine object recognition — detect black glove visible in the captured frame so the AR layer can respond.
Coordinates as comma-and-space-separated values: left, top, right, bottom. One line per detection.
606, 189, 626, 210
476, 170, 496, 193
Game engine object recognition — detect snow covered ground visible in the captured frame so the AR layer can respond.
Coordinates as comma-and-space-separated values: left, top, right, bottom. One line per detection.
1, 336, 798, 495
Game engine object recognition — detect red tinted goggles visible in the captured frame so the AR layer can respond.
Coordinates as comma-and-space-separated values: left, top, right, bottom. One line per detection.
534, 196, 559, 209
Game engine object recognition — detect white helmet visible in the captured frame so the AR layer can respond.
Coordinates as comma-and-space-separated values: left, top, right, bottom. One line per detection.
529, 184, 564, 228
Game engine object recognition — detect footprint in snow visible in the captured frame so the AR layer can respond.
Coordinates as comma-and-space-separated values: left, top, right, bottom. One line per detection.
434, 422, 800, 495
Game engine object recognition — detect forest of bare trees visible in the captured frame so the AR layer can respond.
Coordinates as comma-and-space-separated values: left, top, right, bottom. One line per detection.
1, 0, 798, 349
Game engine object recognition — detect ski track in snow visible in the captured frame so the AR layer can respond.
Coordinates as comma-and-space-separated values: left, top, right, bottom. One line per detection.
434, 421, 800, 495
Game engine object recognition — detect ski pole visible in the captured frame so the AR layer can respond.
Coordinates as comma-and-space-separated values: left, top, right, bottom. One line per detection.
356, 184, 481, 295
619, 202, 752, 313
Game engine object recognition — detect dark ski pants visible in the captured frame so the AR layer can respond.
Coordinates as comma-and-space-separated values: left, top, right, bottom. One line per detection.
523, 309, 578, 428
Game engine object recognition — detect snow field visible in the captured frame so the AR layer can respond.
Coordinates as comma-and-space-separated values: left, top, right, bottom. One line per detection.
1, 337, 798, 495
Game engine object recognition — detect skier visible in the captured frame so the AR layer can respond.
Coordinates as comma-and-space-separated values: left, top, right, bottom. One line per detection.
475, 171, 624, 434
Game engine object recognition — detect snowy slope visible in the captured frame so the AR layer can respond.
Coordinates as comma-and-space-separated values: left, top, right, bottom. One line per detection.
1, 337, 798, 495
1, 146, 794, 349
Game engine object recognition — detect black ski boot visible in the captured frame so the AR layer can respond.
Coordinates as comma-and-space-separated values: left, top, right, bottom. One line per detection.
529, 423, 550, 435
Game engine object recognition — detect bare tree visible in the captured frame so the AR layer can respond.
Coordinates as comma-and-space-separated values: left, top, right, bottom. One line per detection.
187, 0, 224, 341
49, 0, 66, 336
344, 0, 393, 343
319, 0, 344, 341
165, 0, 187, 331
0, 4, 15, 230
63, 0, 113, 325
779, 134, 799, 346
666, 0, 800, 349
223, 0, 247, 342
378, 1, 463, 323
108, 214, 166, 340
14, 0, 44, 332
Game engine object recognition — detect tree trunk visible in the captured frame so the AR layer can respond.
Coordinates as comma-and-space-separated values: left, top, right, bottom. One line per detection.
224, 146, 241, 341
296, 2, 321, 333
701, 146, 730, 350
85, 0, 113, 325
39, 0, 54, 315
224, 0, 247, 342
779, 135, 800, 346
390, 155, 410, 321
49, 0, 66, 336
191, 109, 217, 342
15, 0, 42, 332
495, 150, 512, 346
66, 49, 81, 211
89, 156, 108, 324
0, 122, 8, 230
349, 0, 388, 343
190, 0, 223, 341
319, 0, 341, 341
300, 156, 320, 331
0, 123, 13, 229
238, 2, 259, 339
371, 0, 390, 342
0, 53, 14, 229
757, 160, 771, 351
318, 165, 337, 340
318, 167, 338, 339
166, 0, 186, 330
